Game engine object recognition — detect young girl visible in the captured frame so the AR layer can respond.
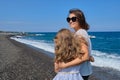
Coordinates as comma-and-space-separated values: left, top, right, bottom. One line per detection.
53, 28, 86, 80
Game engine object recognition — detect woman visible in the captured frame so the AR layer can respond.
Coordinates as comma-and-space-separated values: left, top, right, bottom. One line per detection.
53, 28, 85, 80
57, 9, 94, 80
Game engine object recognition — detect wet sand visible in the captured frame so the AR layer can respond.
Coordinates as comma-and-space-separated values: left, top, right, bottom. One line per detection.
0, 33, 120, 80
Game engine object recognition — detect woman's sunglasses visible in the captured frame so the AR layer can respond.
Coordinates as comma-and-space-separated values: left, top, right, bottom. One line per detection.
66, 17, 77, 23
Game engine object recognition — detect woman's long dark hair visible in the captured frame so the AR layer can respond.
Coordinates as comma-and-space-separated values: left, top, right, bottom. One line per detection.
69, 9, 89, 30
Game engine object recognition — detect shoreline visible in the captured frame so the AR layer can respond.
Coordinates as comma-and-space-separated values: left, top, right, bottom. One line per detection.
0, 33, 120, 80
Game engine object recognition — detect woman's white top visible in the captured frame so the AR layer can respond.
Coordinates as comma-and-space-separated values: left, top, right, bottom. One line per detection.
75, 29, 92, 76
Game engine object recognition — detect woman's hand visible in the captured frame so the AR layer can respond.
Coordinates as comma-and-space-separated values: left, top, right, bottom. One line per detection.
54, 62, 60, 73
89, 56, 95, 62
58, 62, 67, 69
54, 61, 67, 72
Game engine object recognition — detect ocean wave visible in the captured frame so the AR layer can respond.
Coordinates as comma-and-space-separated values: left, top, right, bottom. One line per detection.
91, 50, 120, 71
92, 50, 120, 59
10, 37, 54, 53
35, 34, 45, 36
10, 37, 120, 71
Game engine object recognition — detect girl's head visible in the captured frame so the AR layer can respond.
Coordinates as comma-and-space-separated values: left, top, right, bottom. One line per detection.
66, 8, 89, 31
54, 28, 84, 63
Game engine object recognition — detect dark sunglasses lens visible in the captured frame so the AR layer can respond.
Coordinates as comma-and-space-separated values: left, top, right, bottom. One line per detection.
66, 17, 77, 23
72, 17, 77, 22
66, 17, 70, 22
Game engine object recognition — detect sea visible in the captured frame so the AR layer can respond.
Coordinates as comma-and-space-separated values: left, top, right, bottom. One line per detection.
11, 31, 120, 72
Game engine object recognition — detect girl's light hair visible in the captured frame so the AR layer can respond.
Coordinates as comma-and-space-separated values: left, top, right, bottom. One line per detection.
54, 28, 85, 63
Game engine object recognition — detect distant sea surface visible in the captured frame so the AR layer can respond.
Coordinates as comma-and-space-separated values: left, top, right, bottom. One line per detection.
11, 31, 120, 71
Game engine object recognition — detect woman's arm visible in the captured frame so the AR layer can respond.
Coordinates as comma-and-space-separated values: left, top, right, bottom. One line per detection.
58, 42, 90, 69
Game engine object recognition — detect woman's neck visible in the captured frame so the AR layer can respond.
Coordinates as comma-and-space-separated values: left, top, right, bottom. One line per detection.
74, 27, 81, 32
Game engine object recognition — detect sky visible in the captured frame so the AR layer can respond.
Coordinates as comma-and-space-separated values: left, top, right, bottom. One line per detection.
0, 0, 120, 32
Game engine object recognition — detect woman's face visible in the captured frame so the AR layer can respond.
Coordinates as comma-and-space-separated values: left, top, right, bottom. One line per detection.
68, 13, 80, 30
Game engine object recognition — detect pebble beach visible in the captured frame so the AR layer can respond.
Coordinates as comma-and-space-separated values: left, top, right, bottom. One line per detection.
0, 33, 120, 80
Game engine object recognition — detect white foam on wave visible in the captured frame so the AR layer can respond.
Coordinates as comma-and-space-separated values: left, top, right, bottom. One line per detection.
35, 34, 45, 36
11, 37, 120, 71
11, 37, 54, 53
91, 50, 120, 71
